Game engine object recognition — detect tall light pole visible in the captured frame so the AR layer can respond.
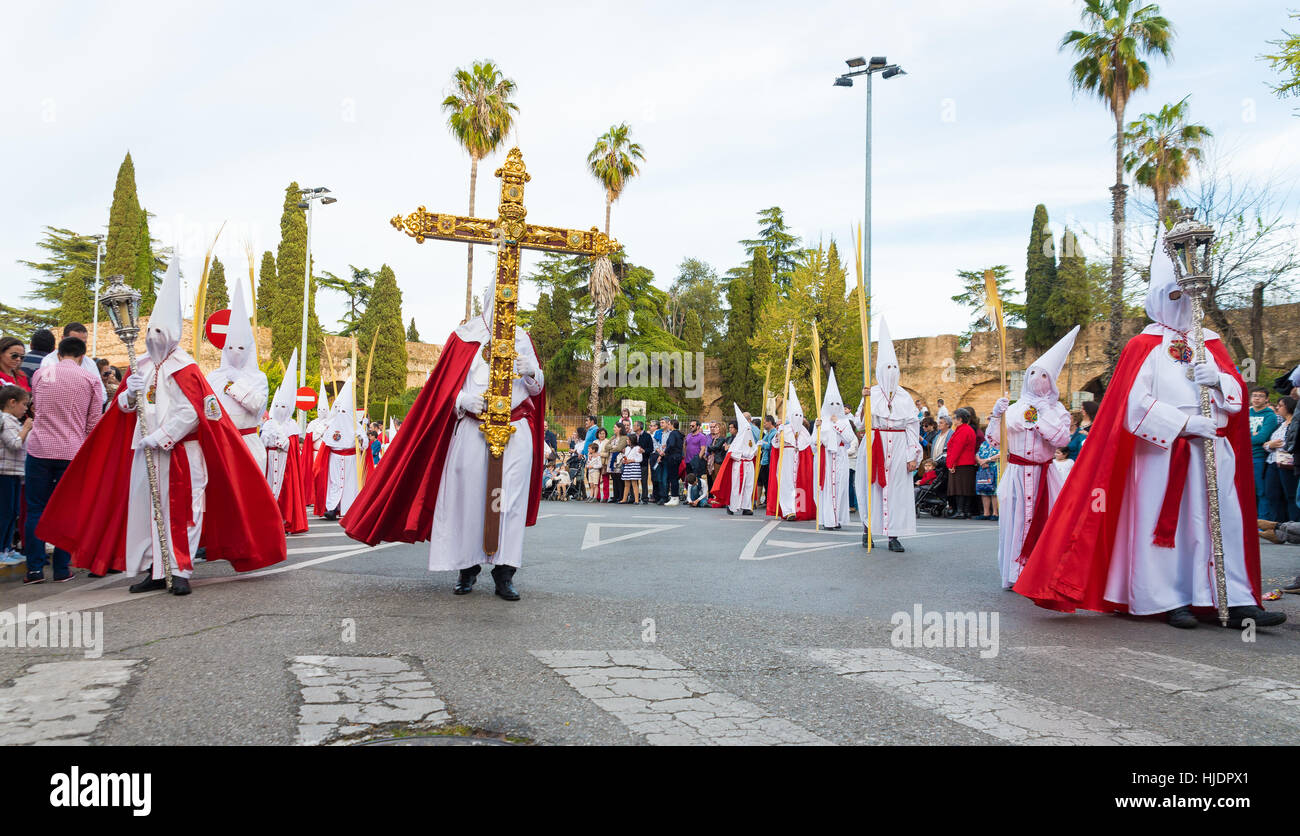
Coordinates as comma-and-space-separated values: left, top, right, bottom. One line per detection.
297, 187, 337, 432
91, 239, 106, 358
835, 56, 906, 356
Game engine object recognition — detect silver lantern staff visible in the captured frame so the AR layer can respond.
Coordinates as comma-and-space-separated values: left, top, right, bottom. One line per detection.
1162, 211, 1226, 627
99, 274, 174, 592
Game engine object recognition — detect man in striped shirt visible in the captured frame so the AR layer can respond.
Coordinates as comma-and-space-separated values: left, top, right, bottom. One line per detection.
24, 336, 102, 583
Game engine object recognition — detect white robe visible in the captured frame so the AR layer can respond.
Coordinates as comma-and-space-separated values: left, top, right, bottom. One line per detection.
323, 426, 361, 516
1102, 325, 1254, 615
775, 422, 812, 518
817, 416, 854, 528
260, 417, 296, 499
987, 400, 1071, 589
428, 322, 543, 571
122, 352, 207, 580
207, 366, 268, 472
855, 386, 920, 537
728, 453, 755, 513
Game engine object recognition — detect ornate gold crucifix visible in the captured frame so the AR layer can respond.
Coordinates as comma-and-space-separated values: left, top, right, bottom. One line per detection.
391, 147, 621, 556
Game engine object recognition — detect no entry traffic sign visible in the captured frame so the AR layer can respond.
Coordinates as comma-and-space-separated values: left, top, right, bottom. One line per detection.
296, 386, 318, 412
205, 309, 232, 348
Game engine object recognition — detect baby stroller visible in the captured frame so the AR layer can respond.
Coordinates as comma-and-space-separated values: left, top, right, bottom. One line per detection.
565, 451, 587, 501
915, 460, 958, 518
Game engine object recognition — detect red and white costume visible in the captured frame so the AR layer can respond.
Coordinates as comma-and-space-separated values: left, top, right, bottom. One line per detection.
766, 383, 815, 520
205, 283, 268, 471
987, 325, 1078, 589
261, 348, 308, 534
855, 318, 921, 537
816, 369, 854, 529
322, 377, 361, 518
709, 403, 758, 513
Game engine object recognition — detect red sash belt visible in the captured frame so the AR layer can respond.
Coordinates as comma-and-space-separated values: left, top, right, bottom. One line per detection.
1008, 453, 1051, 565
330, 447, 357, 456
1153, 426, 1228, 548
870, 428, 904, 487
238, 426, 259, 436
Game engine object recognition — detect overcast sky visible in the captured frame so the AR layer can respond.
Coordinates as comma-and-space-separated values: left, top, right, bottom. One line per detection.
3, 0, 1296, 345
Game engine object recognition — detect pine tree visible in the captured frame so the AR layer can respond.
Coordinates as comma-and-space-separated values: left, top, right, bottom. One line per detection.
1048, 228, 1095, 333
256, 251, 277, 326
19, 227, 102, 316
354, 264, 407, 413
1024, 204, 1058, 348
204, 256, 229, 312
105, 153, 143, 301
406, 317, 420, 342
272, 183, 322, 370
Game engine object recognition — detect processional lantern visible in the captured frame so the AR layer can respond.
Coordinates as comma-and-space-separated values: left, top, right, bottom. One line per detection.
99, 274, 142, 343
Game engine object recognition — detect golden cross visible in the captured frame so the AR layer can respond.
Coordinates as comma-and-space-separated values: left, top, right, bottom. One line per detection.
391, 147, 621, 555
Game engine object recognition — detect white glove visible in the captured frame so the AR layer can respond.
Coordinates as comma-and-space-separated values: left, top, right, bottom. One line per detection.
1182, 416, 1217, 439
138, 432, 165, 450
125, 373, 147, 395
1191, 362, 1220, 388
992, 397, 1010, 417
515, 356, 538, 378
456, 391, 485, 414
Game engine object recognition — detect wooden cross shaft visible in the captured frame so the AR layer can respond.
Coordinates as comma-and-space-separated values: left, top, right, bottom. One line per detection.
391, 147, 621, 556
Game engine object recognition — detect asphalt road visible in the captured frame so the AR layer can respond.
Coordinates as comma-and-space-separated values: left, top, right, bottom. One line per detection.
2, 498, 1297, 746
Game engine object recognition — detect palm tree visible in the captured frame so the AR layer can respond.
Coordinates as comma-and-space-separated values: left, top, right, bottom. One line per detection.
441, 60, 519, 323
585, 123, 645, 415
1061, 0, 1174, 383
1123, 97, 1212, 229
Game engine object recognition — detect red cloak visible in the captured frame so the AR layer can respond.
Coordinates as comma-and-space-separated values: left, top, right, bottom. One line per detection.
765, 444, 815, 520
300, 430, 315, 506
1013, 334, 1261, 613
38, 362, 287, 575
343, 332, 546, 546
278, 437, 309, 534
709, 453, 734, 508
312, 439, 330, 516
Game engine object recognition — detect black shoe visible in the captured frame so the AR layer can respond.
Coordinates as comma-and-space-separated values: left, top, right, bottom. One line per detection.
1225, 605, 1287, 628
453, 566, 480, 595
129, 575, 167, 593
323, 511, 338, 521
1166, 606, 1198, 629
1283, 576, 1300, 594
169, 577, 191, 596
726, 508, 734, 515
23, 572, 44, 585
742, 509, 753, 516
491, 565, 519, 601
862, 531, 871, 548
888, 537, 904, 553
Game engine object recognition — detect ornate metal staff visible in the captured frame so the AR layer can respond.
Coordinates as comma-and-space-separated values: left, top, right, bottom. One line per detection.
99, 275, 174, 591
1163, 212, 1227, 627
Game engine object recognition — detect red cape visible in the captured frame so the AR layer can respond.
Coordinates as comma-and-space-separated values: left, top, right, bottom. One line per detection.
765, 445, 815, 520
278, 437, 309, 535
709, 452, 734, 508
300, 430, 315, 506
1013, 334, 1261, 613
39, 362, 287, 575
343, 331, 545, 546
312, 439, 330, 516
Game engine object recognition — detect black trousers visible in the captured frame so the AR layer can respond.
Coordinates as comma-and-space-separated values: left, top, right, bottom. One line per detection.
665, 457, 682, 499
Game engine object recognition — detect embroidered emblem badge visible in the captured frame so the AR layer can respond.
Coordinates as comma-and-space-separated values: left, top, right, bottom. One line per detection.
1168, 339, 1193, 364
203, 394, 222, 421
1023, 405, 1039, 424
332, 431, 342, 442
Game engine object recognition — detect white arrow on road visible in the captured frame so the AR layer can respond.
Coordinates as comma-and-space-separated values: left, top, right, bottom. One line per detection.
581, 523, 682, 551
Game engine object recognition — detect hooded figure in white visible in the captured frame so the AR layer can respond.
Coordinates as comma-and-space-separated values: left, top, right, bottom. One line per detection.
206, 283, 268, 471
430, 279, 544, 600
322, 377, 361, 519
306, 386, 330, 467
725, 402, 758, 514
853, 318, 921, 550
120, 259, 208, 591
1099, 231, 1256, 620
261, 348, 299, 500
774, 382, 813, 519
815, 368, 855, 530
988, 325, 1078, 588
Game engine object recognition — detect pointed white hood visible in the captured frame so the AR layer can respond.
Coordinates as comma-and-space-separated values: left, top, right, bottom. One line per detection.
146, 258, 184, 365
1023, 325, 1079, 406
1146, 229, 1193, 333
269, 349, 298, 424
482, 278, 496, 331
326, 377, 356, 442
729, 402, 757, 456
315, 386, 330, 418
785, 382, 804, 426
221, 281, 257, 372
875, 317, 900, 396
821, 367, 844, 421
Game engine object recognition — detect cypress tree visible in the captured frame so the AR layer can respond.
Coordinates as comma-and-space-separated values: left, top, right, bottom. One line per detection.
748, 247, 773, 331
683, 309, 703, 354
1024, 204, 1058, 348
529, 292, 561, 363
272, 183, 322, 370
104, 153, 143, 299
354, 264, 407, 413
720, 271, 753, 405
204, 255, 229, 312
257, 251, 277, 326
406, 317, 420, 342
1048, 228, 1093, 333
135, 208, 156, 314
57, 268, 94, 324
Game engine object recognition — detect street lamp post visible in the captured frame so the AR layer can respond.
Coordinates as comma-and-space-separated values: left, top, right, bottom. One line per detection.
91, 240, 106, 358
835, 56, 906, 355
297, 187, 337, 432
